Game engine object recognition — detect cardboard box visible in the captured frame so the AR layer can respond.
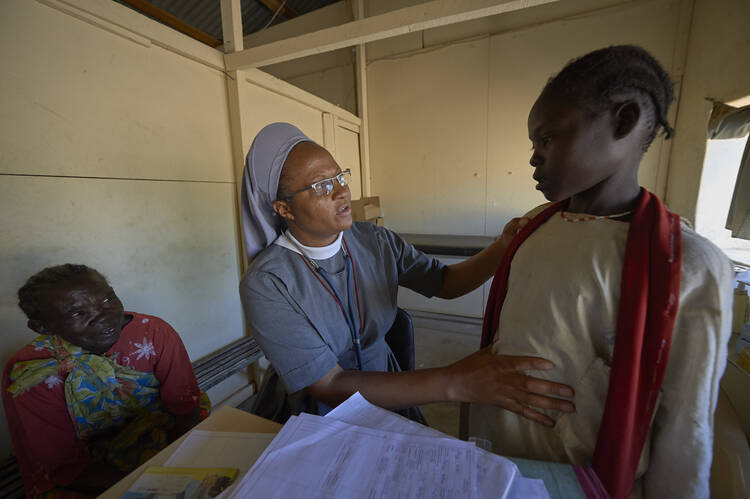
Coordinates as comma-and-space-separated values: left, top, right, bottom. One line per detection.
351, 197, 383, 224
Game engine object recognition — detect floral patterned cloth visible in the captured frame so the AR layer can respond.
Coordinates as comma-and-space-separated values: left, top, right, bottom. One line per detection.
8, 334, 161, 439
3, 312, 202, 497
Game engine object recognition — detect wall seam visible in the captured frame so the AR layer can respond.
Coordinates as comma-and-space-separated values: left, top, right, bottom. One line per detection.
484, 34, 491, 237
661, 0, 697, 210
0, 173, 234, 184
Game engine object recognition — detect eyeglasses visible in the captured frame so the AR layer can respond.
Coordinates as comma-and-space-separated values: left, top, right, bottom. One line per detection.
284, 169, 352, 200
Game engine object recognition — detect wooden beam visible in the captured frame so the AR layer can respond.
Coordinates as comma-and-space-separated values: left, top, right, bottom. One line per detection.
258, 0, 299, 20
119, 0, 222, 47
220, 0, 243, 53
225, 0, 559, 70
353, 0, 372, 196
239, 1, 351, 52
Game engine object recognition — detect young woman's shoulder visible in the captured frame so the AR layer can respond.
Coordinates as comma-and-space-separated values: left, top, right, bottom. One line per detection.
679, 222, 733, 285
523, 202, 556, 220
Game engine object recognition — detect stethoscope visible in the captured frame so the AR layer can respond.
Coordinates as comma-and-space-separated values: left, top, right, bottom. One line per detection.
293, 236, 364, 370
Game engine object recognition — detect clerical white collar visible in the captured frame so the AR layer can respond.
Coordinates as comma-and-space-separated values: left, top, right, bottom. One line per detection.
274, 230, 343, 260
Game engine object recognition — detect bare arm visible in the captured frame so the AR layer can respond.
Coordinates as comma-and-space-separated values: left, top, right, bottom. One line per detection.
437, 217, 528, 299
309, 348, 575, 427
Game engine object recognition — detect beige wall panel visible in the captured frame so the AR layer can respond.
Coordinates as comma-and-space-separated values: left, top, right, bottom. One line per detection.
368, 39, 489, 235
333, 126, 363, 200
486, 0, 681, 229
366, 32, 424, 62
236, 78, 325, 158
264, 49, 354, 80
285, 64, 358, 116
666, 0, 750, 221
0, 0, 233, 182
364, 0, 424, 62
0, 176, 243, 456
421, 0, 629, 48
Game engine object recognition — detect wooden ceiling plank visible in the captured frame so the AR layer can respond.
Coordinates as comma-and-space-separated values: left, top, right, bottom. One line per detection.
119, 0, 222, 47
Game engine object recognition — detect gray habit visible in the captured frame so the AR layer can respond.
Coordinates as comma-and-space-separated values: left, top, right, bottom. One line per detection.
239, 222, 445, 417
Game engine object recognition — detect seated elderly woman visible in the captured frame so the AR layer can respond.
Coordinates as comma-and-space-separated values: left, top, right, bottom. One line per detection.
2, 264, 206, 497
239, 123, 576, 423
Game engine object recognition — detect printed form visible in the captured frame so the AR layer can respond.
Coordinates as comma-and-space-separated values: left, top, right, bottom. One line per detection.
230, 393, 549, 498
326, 393, 548, 499
231, 413, 476, 498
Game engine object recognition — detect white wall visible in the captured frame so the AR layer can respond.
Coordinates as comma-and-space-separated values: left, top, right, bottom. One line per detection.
0, 0, 243, 457
246, 0, 750, 228
0, 0, 361, 459
368, 0, 687, 235
262, 0, 696, 234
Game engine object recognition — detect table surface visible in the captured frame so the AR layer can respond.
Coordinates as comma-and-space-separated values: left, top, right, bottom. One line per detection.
99, 406, 282, 498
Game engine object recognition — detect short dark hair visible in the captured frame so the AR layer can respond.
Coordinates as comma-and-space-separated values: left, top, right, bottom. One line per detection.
542, 45, 675, 150
18, 264, 105, 320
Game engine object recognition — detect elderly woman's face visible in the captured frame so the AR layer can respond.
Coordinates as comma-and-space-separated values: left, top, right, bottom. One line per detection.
32, 272, 127, 354
275, 142, 352, 246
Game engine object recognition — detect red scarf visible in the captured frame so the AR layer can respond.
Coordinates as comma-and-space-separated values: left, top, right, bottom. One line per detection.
481, 189, 682, 499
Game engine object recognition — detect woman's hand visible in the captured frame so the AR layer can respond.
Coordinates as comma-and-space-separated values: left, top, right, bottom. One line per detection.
498, 216, 530, 249
445, 347, 575, 427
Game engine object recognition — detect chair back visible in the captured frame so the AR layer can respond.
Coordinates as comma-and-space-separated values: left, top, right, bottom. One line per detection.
385, 308, 415, 372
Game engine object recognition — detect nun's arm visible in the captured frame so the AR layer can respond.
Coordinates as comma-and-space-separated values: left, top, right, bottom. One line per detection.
435, 217, 528, 299
307, 349, 575, 427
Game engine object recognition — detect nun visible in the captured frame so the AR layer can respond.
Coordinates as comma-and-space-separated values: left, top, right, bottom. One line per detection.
238, 122, 575, 425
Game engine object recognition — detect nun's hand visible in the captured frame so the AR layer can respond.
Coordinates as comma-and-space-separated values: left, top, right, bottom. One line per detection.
498, 217, 530, 249
445, 347, 575, 427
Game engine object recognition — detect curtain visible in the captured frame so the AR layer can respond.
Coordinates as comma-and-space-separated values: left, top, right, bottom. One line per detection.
708, 102, 750, 240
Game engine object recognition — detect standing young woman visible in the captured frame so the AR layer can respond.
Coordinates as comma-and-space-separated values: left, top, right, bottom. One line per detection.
239, 123, 575, 424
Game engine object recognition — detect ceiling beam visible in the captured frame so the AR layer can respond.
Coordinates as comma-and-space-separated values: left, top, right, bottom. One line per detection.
225, 0, 559, 70
258, 0, 299, 20
119, 0, 222, 47
220, 0, 244, 52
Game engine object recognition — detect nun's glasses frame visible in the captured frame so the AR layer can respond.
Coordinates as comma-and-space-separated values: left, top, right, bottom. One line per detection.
284, 169, 352, 200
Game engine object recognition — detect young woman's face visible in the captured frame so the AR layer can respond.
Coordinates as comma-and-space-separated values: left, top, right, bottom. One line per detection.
527, 92, 621, 202
276, 142, 352, 246
33, 273, 126, 354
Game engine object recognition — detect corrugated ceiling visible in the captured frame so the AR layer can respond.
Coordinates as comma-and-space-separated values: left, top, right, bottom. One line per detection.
114, 0, 340, 43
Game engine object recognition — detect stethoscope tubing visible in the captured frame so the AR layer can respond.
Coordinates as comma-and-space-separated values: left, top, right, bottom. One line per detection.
314, 257, 364, 370
294, 236, 364, 371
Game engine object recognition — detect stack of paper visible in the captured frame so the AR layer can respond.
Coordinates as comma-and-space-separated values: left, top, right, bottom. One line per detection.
229, 393, 549, 498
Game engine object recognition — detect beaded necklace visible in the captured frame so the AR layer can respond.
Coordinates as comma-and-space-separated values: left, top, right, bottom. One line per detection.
559, 210, 633, 223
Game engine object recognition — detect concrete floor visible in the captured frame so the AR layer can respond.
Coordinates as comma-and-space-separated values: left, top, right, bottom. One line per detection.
412, 312, 482, 437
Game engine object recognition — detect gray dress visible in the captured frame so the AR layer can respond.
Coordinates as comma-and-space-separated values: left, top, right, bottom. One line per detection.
239, 222, 445, 419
